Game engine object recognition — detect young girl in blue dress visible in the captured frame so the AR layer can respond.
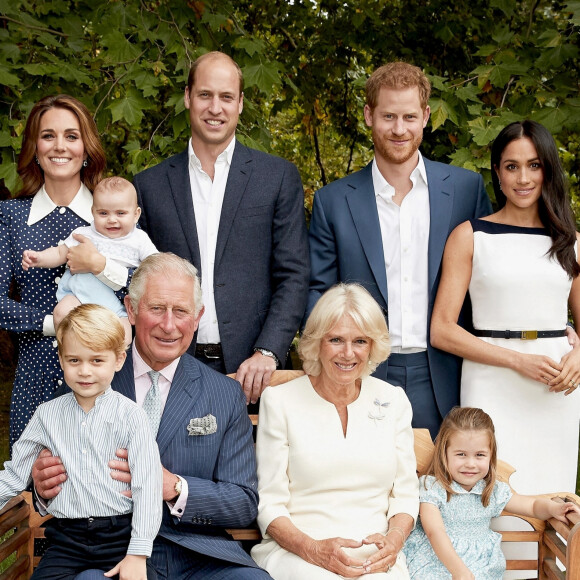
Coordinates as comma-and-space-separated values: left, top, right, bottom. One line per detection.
404, 407, 579, 579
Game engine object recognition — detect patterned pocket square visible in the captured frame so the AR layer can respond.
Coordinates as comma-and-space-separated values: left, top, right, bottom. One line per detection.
187, 414, 217, 436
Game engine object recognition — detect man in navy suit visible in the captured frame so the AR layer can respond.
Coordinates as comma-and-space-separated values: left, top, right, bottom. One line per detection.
133, 51, 309, 406
308, 62, 492, 438
33, 253, 271, 579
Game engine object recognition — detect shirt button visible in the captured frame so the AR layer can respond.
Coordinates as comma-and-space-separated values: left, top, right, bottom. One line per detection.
59, 207, 66, 214
52, 340, 58, 348
54, 277, 61, 284
57, 380, 63, 386
82, 449, 87, 454
81, 421, 86, 427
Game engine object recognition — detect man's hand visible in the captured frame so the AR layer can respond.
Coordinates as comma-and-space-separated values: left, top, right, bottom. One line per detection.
162, 468, 180, 502
32, 449, 67, 500
235, 351, 276, 404
66, 234, 106, 275
109, 448, 132, 497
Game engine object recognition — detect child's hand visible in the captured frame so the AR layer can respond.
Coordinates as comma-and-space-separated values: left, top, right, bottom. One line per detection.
549, 500, 580, 523
104, 554, 147, 580
22, 250, 39, 271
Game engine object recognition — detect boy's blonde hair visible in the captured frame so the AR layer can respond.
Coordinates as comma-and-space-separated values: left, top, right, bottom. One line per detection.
56, 304, 127, 357
93, 176, 137, 206
428, 407, 497, 507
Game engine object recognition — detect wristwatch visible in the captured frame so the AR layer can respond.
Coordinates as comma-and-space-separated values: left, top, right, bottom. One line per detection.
174, 476, 182, 499
254, 348, 279, 367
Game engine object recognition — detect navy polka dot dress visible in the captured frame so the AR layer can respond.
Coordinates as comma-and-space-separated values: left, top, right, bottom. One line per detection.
0, 196, 90, 447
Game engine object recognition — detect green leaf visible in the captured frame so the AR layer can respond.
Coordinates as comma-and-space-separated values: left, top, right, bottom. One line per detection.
100, 31, 141, 63
0, 66, 20, 87
564, 1, 580, 25
233, 37, 266, 57
107, 89, 153, 126
243, 62, 283, 94
468, 117, 504, 146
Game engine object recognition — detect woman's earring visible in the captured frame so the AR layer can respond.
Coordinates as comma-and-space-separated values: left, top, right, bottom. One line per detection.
35, 156, 39, 165
498, 180, 502, 191
82, 159, 88, 168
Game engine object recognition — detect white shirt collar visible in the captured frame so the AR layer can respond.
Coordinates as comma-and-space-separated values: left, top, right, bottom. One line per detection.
131, 342, 180, 384
187, 136, 236, 172
372, 151, 428, 201
27, 183, 93, 226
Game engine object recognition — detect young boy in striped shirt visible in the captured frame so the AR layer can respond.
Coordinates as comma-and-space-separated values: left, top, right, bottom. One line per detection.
0, 304, 162, 579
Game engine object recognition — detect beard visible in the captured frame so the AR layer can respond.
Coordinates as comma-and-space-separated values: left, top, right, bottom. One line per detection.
372, 128, 423, 165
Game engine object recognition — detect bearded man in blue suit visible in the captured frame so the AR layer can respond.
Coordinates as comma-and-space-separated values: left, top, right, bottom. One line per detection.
133, 52, 309, 407
308, 62, 492, 438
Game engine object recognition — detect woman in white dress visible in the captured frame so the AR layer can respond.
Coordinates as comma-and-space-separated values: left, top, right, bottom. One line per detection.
251, 283, 419, 579
430, 120, 580, 496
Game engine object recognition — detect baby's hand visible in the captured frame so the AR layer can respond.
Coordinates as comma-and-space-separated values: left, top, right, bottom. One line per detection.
550, 500, 580, 523
22, 250, 39, 271
104, 554, 147, 580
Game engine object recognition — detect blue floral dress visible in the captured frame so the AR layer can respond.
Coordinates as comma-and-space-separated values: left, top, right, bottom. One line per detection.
404, 475, 512, 579
0, 190, 92, 446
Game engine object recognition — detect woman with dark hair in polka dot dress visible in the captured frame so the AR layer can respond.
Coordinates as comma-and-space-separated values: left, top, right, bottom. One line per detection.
1, 95, 130, 447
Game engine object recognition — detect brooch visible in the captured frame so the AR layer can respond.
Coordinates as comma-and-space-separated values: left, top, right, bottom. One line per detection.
368, 398, 390, 424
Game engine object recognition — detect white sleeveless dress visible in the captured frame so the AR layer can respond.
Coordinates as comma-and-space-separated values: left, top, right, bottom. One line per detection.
461, 219, 579, 495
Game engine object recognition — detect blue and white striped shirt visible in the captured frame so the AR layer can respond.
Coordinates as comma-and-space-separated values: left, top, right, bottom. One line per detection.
0, 388, 162, 556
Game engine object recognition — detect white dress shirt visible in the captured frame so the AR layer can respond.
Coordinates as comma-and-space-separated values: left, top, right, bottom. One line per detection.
373, 154, 430, 351
188, 137, 236, 344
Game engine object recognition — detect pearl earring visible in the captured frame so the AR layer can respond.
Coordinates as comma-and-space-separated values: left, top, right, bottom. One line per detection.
35, 156, 40, 165
82, 159, 88, 167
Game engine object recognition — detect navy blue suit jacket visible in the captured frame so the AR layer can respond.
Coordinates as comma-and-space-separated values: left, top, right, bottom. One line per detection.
133, 143, 309, 371
308, 159, 492, 418
112, 350, 260, 568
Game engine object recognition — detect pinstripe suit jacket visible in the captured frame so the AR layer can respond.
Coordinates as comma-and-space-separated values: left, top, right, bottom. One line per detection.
112, 350, 260, 568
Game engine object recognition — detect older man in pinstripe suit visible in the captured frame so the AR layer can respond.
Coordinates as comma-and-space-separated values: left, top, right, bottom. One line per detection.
33, 253, 272, 580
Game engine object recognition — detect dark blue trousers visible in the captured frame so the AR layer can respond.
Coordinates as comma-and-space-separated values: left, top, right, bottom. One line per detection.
383, 351, 442, 440
31, 514, 157, 580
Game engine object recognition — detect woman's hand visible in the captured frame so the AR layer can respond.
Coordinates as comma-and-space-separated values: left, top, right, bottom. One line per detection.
512, 352, 562, 385
548, 347, 580, 395
361, 532, 401, 574
66, 234, 106, 275
303, 537, 365, 578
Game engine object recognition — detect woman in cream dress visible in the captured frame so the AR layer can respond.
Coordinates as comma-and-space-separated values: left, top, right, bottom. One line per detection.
251, 284, 419, 579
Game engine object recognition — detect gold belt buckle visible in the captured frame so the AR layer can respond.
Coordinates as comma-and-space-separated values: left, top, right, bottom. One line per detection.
521, 330, 538, 340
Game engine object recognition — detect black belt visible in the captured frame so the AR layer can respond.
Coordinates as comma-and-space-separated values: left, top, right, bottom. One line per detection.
473, 329, 566, 340
195, 343, 223, 359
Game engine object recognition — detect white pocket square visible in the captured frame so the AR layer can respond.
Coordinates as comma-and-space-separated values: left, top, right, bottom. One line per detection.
187, 414, 217, 436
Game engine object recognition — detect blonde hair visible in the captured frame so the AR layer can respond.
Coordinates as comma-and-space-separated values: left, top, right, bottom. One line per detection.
366, 62, 431, 110
428, 407, 497, 507
93, 176, 137, 206
298, 283, 390, 377
128, 253, 203, 316
56, 304, 126, 357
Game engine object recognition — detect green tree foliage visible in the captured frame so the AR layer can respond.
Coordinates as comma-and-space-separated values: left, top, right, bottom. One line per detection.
1, 0, 579, 213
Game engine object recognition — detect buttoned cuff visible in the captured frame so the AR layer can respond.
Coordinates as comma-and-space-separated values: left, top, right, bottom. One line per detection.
34, 488, 51, 517
96, 258, 128, 291
42, 315, 56, 337
127, 537, 153, 557
168, 475, 188, 519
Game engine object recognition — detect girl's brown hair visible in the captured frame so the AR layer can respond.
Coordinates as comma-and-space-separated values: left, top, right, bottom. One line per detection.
428, 407, 497, 507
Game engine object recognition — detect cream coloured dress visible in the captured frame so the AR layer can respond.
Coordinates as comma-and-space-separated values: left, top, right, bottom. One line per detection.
251, 375, 419, 579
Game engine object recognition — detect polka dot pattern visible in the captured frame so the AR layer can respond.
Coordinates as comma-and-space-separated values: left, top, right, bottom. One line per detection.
0, 197, 90, 446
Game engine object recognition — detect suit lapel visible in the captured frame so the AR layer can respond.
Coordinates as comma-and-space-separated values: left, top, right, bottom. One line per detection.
346, 163, 388, 307
425, 158, 454, 293
112, 350, 136, 402
214, 141, 252, 268
156, 356, 203, 456
167, 150, 202, 269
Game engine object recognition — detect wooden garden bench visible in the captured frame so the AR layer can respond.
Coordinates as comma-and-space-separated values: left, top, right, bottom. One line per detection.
0, 370, 578, 579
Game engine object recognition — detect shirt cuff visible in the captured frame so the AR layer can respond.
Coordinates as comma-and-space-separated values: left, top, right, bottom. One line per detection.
42, 315, 56, 337
127, 537, 153, 557
34, 488, 51, 517
95, 258, 128, 291
168, 475, 188, 519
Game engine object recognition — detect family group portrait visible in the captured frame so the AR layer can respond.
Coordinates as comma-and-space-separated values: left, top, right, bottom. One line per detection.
0, 0, 579, 579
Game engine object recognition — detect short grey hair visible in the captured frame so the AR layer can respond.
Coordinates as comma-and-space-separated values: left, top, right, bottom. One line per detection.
128, 252, 203, 316
298, 283, 391, 377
